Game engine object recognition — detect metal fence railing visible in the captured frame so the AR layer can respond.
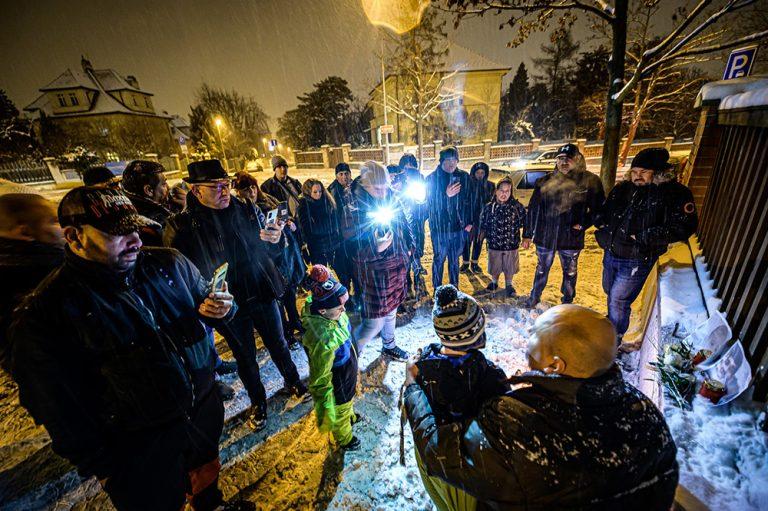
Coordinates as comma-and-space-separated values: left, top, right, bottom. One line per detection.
0, 160, 55, 184
698, 124, 768, 400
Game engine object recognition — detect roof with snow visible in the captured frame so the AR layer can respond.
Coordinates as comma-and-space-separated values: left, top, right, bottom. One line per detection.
695, 76, 768, 110
25, 59, 164, 119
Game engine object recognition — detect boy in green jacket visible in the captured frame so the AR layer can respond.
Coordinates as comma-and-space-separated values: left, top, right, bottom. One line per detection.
301, 265, 360, 450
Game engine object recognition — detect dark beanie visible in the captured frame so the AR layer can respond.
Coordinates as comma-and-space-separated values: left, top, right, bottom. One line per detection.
439, 146, 459, 162
335, 162, 351, 174
631, 148, 670, 173
83, 166, 116, 186
302, 265, 348, 313
432, 285, 486, 350
271, 154, 288, 170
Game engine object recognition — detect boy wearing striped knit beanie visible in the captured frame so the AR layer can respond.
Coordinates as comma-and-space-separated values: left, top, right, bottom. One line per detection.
413, 285, 509, 425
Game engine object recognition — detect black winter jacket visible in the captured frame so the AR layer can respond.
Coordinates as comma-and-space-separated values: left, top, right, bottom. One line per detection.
406, 365, 679, 510
261, 175, 302, 216
594, 180, 697, 261
252, 195, 307, 288
164, 193, 286, 304
479, 199, 527, 251
523, 169, 605, 250
8, 248, 234, 480
467, 169, 496, 224
415, 343, 509, 425
297, 195, 340, 259
0, 238, 63, 368
124, 191, 171, 247
426, 166, 471, 235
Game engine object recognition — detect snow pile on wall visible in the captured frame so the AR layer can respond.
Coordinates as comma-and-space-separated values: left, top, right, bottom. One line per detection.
695, 76, 768, 109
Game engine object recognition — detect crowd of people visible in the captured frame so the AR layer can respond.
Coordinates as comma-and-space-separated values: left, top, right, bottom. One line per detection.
0, 143, 697, 510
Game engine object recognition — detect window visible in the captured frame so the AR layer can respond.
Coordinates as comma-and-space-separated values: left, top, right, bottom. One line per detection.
56, 94, 67, 107
68, 93, 79, 106
133, 95, 139, 106
144, 96, 151, 108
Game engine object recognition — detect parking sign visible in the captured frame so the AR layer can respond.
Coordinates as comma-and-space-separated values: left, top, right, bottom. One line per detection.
269, 139, 278, 151
723, 46, 759, 80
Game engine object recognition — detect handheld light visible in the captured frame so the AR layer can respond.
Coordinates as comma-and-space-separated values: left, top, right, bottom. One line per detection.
405, 181, 427, 204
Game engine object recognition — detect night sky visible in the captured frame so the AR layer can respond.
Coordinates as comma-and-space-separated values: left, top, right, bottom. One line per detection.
2, 0, 686, 129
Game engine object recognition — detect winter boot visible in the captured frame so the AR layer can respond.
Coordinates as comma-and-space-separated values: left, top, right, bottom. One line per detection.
215, 359, 238, 376
523, 296, 539, 309
505, 285, 517, 298
342, 436, 361, 451
246, 405, 268, 431
470, 262, 482, 273
288, 380, 310, 401
382, 345, 409, 361
215, 380, 235, 401
486, 282, 499, 292
459, 262, 470, 273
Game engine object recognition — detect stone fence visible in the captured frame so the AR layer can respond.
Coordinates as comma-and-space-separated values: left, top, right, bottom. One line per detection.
294, 137, 693, 170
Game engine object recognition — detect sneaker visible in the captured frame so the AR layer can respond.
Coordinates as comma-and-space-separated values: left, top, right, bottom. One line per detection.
215, 360, 238, 376
246, 406, 268, 431
382, 345, 409, 361
459, 262, 470, 273
505, 285, 517, 298
215, 380, 235, 401
341, 436, 361, 451
470, 263, 482, 273
486, 282, 499, 292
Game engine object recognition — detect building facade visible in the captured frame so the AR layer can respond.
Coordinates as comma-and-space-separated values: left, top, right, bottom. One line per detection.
25, 57, 175, 156
369, 44, 510, 145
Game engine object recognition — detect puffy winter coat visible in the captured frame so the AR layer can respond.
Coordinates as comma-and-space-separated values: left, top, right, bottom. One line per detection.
594, 180, 697, 261
405, 365, 679, 510
0, 238, 63, 369
415, 343, 509, 425
467, 168, 496, 224
301, 300, 358, 431
297, 195, 340, 260
523, 169, 605, 250
347, 177, 413, 318
479, 199, 527, 251
124, 190, 171, 247
261, 175, 302, 216
164, 193, 286, 304
8, 248, 234, 480
426, 165, 471, 235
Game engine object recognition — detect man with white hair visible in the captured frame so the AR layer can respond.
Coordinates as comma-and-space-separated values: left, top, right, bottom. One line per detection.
405, 304, 679, 510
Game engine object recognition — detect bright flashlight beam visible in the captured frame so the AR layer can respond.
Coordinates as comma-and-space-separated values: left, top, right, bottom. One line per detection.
368, 206, 396, 226
405, 182, 427, 203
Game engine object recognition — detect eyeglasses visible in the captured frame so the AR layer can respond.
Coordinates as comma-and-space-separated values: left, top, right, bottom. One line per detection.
198, 181, 232, 193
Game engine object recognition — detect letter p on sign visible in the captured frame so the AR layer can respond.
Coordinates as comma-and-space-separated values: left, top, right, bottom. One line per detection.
723, 46, 758, 80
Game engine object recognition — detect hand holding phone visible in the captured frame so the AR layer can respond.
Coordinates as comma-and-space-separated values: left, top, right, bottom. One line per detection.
266, 208, 278, 225
209, 263, 229, 293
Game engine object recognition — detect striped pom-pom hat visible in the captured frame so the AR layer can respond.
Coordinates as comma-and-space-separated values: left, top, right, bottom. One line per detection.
432, 285, 487, 350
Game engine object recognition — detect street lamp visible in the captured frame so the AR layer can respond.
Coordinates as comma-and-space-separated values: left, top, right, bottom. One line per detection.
214, 117, 228, 170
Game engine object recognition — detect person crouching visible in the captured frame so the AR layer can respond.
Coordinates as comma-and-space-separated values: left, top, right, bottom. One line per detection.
301, 265, 361, 450
412, 284, 509, 425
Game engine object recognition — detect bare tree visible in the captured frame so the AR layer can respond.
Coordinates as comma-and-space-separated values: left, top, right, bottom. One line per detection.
377, 10, 462, 169
442, 0, 768, 191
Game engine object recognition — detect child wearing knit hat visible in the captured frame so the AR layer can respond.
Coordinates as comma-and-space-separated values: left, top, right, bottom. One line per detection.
300, 265, 361, 450
413, 285, 510, 425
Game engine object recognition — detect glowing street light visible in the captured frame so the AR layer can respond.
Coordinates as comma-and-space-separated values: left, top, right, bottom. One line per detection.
214, 116, 227, 169
362, 0, 430, 34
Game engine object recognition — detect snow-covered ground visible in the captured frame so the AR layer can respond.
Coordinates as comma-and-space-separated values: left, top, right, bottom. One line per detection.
2, 169, 765, 510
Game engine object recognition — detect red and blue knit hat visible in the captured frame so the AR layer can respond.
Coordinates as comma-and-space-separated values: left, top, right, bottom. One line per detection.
302, 265, 348, 312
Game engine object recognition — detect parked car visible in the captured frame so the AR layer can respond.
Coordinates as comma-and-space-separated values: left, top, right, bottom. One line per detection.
494, 150, 560, 173
488, 168, 553, 206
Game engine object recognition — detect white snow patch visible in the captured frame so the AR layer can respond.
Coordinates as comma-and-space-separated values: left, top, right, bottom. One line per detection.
695, 76, 768, 108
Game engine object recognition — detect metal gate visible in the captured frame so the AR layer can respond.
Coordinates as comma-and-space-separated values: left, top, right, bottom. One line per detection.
698, 124, 768, 399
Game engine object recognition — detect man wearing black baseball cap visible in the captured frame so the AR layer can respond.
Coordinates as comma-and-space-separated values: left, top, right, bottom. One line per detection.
165, 159, 308, 431
7, 186, 236, 510
523, 143, 605, 308
594, 148, 697, 344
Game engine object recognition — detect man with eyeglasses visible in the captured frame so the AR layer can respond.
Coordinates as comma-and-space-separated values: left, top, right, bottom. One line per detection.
522, 143, 605, 308
165, 160, 307, 431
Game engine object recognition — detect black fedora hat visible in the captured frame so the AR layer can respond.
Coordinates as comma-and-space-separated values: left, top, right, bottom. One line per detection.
184, 159, 229, 183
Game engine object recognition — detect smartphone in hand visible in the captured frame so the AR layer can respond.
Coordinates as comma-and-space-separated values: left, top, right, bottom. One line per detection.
266, 208, 278, 225
209, 262, 228, 293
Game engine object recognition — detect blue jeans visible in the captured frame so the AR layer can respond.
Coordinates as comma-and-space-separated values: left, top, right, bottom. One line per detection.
353, 308, 397, 353
602, 251, 656, 335
432, 231, 465, 290
529, 246, 581, 304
